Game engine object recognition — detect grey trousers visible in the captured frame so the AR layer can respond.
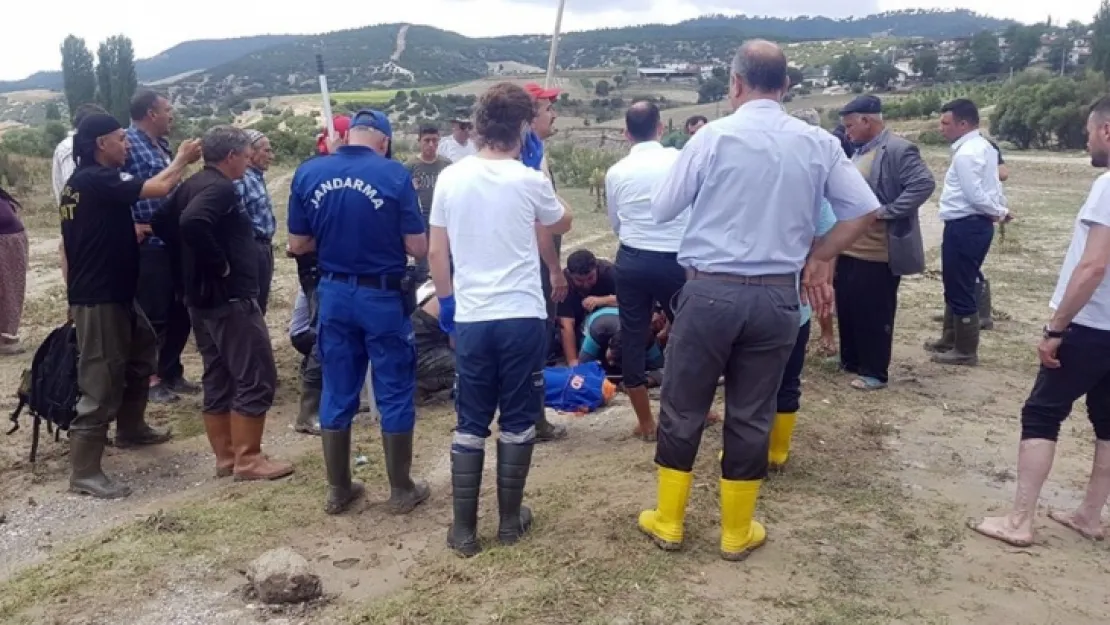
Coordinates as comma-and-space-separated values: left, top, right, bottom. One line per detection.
655, 274, 800, 481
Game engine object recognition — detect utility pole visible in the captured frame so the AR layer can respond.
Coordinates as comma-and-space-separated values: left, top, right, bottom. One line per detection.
544, 0, 567, 89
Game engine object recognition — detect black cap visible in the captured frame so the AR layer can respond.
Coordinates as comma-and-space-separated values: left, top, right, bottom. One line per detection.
839, 95, 882, 116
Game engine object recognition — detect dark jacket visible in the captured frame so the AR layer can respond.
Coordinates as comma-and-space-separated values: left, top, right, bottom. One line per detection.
154, 166, 259, 309
865, 130, 937, 277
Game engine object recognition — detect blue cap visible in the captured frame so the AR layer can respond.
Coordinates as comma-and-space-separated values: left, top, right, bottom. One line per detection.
350, 109, 392, 139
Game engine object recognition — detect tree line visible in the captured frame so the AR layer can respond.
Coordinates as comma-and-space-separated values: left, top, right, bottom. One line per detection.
61, 34, 137, 125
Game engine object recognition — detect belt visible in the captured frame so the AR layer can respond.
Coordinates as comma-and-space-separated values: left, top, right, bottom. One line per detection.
322, 271, 403, 291
619, 243, 678, 258
685, 268, 795, 286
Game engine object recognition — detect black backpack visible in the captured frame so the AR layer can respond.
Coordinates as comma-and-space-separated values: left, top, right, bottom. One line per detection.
7, 322, 80, 462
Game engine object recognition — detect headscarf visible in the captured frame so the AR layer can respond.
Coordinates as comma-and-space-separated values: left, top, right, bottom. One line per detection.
72, 113, 123, 168
245, 129, 266, 145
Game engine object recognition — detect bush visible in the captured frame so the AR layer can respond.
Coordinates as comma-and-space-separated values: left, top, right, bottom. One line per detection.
990, 70, 1107, 150
545, 144, 621, 188
917, 129, 947, 146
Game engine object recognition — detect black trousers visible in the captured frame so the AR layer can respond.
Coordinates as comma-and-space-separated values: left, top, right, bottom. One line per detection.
1022, 323, 1110, 441
656, 276, 799, 481
136, 244, 192, 382
834, 255, 900, 384
540, 233, 563, 364
615, 244, 685, 389
190, 299, 277, 417
255, 239, 274, 316
776, 320, 811, 414
941, 215, 994, 317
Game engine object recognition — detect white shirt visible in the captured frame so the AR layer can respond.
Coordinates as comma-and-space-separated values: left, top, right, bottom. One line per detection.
938, 130, 1007, 221
652, 99, 879, 276
430, 157, 565, 323
51, 133, 76, 204
606, 141, 689, 252
437, 136, 477, 164
1050, 171, 1110, 331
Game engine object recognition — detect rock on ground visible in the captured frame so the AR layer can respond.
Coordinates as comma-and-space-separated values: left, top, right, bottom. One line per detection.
246, 548, 322, 605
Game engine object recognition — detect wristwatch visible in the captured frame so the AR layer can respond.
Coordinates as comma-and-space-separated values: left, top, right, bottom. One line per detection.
1043, 325, 1067, 339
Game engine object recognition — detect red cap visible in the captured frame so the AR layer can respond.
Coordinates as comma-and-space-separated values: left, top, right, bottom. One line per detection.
523, 83, 561, 101
316, 115, 352, 155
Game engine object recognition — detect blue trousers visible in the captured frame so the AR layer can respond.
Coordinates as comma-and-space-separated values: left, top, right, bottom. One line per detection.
452, 318, 546, 453
941, 216, 995, 317
317, 277, 417, 433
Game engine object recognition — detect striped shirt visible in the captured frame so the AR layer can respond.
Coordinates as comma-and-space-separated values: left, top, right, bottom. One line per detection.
123, 126, 173, 246
234, 167, 277, 241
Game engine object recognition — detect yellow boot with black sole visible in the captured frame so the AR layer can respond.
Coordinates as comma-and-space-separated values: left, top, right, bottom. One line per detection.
719, 478, 767, 561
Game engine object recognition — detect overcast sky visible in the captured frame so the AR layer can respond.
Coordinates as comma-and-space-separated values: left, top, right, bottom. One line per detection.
2, 0, 1102, 81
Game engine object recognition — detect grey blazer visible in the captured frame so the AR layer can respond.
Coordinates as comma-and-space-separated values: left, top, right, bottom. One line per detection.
864, 131, 936, 276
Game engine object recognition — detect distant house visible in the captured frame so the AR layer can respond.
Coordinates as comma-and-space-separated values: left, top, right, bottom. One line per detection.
637, 65, 701, 81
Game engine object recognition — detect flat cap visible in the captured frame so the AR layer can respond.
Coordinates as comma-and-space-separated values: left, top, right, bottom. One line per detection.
839, 95, 882, 116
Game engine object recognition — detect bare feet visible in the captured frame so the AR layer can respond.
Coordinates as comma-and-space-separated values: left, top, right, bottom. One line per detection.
632, 423, 657, 442
1048, 509, 1106, 541
816, 337, 837, 358
706, 411, 722, 425
968, 515, 1034, 547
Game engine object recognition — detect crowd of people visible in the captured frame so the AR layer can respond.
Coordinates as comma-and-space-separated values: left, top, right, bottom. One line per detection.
0, 36, 1107, 560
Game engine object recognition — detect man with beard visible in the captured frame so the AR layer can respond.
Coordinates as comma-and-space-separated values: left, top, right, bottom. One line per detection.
60, 113, 200, 498
125, 90, 199, 405
234, 129, 278, 315
558, 249, 617, 367
971, 96, 1110, 548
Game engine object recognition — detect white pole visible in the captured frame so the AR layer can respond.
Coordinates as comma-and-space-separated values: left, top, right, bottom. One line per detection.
316, 52, 336, 141
545, 0, 567, 88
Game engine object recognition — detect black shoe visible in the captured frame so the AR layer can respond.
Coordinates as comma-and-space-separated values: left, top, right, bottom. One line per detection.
148, 383, 180, 405
447, 450, 485, 558
163, 376, 201, 395
496, 440, 534, 545
382, 432, 430, 514
322, 429, 364, 515
115, 423, 173, 448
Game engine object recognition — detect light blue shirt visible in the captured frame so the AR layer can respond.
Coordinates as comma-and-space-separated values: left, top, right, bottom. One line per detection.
651, 99, 879, 276
289, 289, 312, 337
799, 200, 838, 327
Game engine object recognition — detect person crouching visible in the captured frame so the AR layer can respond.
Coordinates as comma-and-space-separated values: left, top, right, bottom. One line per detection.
161, 126, 293, 481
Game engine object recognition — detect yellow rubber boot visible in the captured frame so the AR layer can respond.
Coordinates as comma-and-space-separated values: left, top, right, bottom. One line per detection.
767, 412, 797, 471
638, 467, 693, 551
719, 478, 767, 561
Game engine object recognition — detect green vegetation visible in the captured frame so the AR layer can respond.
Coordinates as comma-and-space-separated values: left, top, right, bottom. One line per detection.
990, 70, 1107, 149
883, 84, 1002, 120
60, 36, 95, 122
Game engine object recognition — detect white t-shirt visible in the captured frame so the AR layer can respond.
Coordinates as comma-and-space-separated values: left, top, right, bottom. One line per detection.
1051, 171, 1110, 331
437, 136, 477, 164
52, 134, 76, 204
429, 157, 565, 323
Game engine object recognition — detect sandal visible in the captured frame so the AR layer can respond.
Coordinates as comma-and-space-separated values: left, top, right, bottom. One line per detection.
850, 376, 887, 391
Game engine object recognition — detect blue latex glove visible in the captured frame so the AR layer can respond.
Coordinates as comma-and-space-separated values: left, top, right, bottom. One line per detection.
438, 295, 456, 336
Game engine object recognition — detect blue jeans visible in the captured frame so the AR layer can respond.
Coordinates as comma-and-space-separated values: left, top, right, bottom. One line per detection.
317, 277, 416, 433
452, 318, 546, 453
941, 216, 995, 317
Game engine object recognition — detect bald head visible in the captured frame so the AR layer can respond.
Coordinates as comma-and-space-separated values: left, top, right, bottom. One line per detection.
625, 100, 661, 143
731, 39, 789, 94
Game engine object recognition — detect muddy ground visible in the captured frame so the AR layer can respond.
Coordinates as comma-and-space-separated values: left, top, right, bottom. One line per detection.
1, 150, 1108, 625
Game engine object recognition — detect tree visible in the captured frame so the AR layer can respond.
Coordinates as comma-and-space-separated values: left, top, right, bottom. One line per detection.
697, 78, 727, 104
865, 62, 900, 89
787, 66, 805, 88
95, 36, 138, 124
912, 49, 940, 79
1092, 0, 1110, 78
1046, 37, 1074, 74
831, 52, 862, 84
990, 71, 1107, 150
594, 80, 611, 97
613, 74, 625, 91
1004, 25, 1042, 72
96, 41, 115, 119
60, 35, 96, 123
969, 30, 1002, 77
45, 102, 62, 121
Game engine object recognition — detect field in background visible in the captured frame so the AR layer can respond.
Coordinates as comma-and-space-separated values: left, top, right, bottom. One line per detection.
1, 150, 1109, 624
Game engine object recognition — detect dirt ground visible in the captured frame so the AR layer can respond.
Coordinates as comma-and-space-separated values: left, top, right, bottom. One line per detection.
1, 150, 1110, 625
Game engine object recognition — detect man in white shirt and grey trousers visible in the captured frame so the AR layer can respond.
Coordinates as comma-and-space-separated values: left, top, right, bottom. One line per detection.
639, 40, 879, 562
925, 98, 1009, 366
606, 100, 690, 441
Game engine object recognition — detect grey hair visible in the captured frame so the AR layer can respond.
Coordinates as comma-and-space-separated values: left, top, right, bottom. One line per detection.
730, 39, 789, 93
245, 129, 266, 145
792, 108, 821, 127
202, 125, 250, 163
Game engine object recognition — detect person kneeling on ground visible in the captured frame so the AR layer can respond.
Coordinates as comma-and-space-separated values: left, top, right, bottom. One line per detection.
156, 125, 293, 482
60, 113, 200, 499
578, 306, 664, 387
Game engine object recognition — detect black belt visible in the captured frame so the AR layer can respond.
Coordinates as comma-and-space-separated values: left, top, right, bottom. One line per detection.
322, 272, 403, 291
619, 243, 678, 259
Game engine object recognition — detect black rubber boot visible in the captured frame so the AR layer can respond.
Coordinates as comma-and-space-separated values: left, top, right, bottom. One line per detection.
534, 415, 567, 443
69, 428, 131, 499
447, 450, 485, 558
931, 313, 980, 366
294, 382, 321, 435
322, 429, 364, 515
382, 432, 430, 514
496, 440, 535, 546
923, 307, 955, 353
978, 279, 994, 330
115, 380, 172, 448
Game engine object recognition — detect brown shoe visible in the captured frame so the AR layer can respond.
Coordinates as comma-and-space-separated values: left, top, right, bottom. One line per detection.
203, 413, 235, 477
230, 412, 294, 482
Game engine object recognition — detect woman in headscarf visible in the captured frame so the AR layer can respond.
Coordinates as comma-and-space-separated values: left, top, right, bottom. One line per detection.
0, 185, 28, 355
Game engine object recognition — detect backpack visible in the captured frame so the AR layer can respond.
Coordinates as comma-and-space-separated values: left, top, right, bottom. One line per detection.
6, 322, 80, 462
